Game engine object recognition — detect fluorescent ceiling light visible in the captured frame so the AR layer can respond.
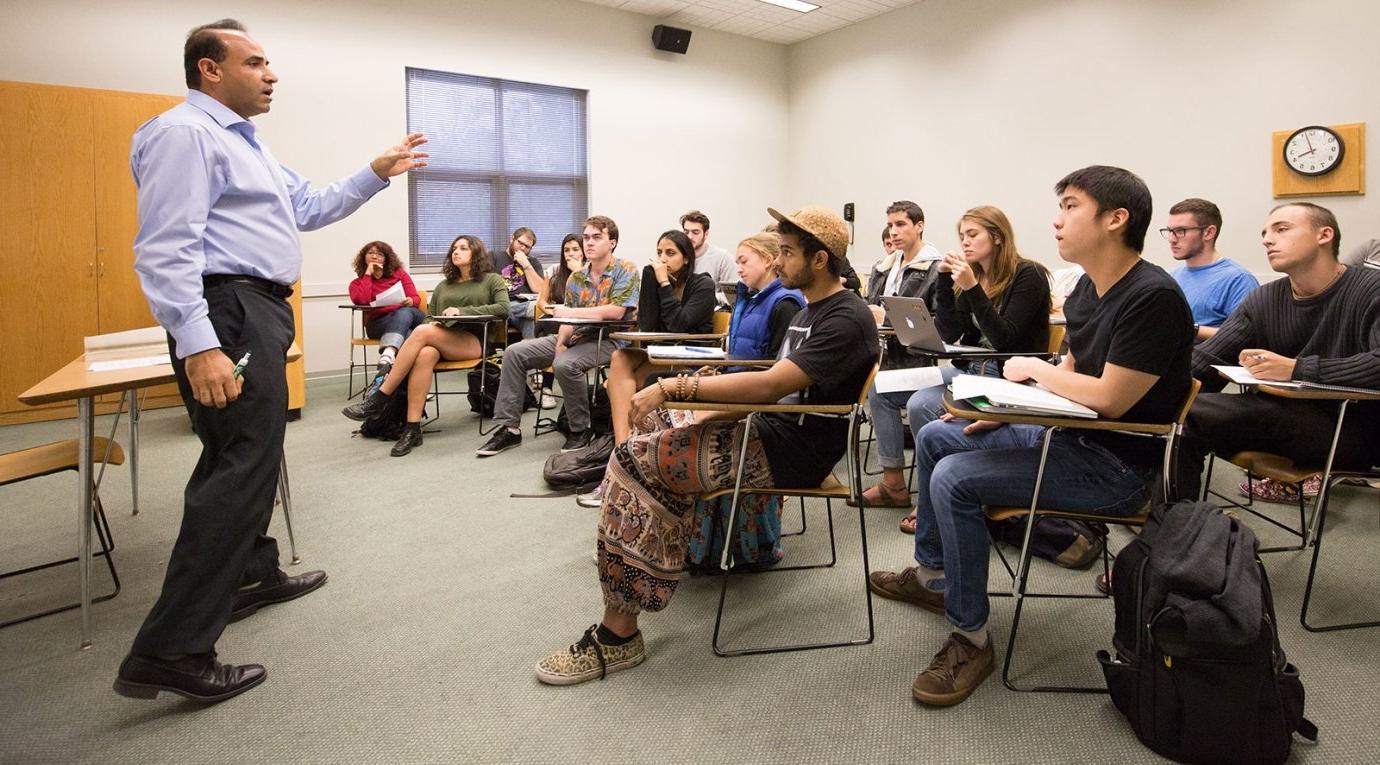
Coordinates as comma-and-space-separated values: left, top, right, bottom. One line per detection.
759, 0, 820, 12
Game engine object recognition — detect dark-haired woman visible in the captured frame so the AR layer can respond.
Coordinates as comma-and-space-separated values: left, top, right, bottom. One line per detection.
344, 235, 509, 456
575, 230, 716, 506
347, 241, 423, 371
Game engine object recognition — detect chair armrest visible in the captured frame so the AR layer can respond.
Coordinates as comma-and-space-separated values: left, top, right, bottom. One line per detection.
942, 393, 1172, 435
1257, 384, 1380, 401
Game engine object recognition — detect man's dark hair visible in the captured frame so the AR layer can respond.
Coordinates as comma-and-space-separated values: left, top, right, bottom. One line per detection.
1054, 165, 1153, 253
885, 200, 924, 226
679, 210, 710, 231
1168, 198, 1223, 237
778, 219, 840, 277
584, 215, 620, 248
1271, 202, 1342, 257
185, 19, 248, 89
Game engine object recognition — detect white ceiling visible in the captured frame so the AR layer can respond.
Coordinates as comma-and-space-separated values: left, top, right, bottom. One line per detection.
574, 0, 922, 45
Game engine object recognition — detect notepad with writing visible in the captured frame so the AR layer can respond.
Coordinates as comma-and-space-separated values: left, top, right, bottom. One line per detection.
950, 374, 1097, 419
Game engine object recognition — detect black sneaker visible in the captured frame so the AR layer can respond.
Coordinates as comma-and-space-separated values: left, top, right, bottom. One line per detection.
561, 430, 593, 452
476, 427, 522, 457
342, 390, 390, 422
390, 422, 423, 457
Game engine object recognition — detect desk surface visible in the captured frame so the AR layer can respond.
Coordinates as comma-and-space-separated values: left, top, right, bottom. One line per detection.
1257, 383, 1380, 401
610, 331, 724, 343
19, 343, 303, 406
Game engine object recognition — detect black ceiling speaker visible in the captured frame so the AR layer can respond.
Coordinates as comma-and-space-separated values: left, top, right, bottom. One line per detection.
652, 25, 692, 54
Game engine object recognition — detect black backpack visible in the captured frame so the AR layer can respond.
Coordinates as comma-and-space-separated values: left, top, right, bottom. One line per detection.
466, 360, 536, 418
987, 517, 1107, 569
542, 433, 615, 490
554, 384, 612, 436
1098, 500, 1315, 764
357, 384, 409, 441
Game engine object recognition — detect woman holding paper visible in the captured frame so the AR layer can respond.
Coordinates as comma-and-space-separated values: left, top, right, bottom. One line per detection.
872, 206, 1050, 533
343, 235, 509, 456
348, 241, 423, 372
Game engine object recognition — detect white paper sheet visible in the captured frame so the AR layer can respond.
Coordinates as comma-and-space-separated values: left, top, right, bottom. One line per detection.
1211, 365, 1303, 388
88, 354, 171, 372
646, 345, 727, 360
369, 281, 405, 307
874, 366, 945, 394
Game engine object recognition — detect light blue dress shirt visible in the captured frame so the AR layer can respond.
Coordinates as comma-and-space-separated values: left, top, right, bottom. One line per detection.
131, 90, 388, 357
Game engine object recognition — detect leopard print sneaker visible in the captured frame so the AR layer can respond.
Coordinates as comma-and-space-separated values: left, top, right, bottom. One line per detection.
535, 625, 646, 686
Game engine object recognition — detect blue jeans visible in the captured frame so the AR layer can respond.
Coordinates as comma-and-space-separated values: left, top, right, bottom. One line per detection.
366, 307, 425, 350
868, 362, 1000, 470
912, 419, 1150, 632
509, 299, 537, 339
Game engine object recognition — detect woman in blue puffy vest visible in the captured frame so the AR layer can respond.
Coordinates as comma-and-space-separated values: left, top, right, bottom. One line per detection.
686, 232, 804, 572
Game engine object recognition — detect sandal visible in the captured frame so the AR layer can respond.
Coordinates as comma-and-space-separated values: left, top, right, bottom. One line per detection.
1238, 475, 1321, 503
899, 511, 917, 535
861, 482, 911, 508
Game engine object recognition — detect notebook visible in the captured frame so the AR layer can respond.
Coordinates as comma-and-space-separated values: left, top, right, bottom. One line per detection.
950, 374, 1097, 419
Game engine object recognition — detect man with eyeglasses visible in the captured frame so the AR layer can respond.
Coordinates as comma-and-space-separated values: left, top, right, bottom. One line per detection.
494, 227, 547, 339
1163, 198, 1258, 341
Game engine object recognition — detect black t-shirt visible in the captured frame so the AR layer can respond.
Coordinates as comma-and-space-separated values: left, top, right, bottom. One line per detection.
754, 289, 880, 488
1063, 259, 1193, 469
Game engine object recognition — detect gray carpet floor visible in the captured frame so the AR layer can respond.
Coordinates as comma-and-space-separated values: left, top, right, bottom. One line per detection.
1, 375, 1377, 763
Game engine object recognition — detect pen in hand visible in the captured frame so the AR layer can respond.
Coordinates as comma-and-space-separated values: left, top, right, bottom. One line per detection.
232, 351, 252, 380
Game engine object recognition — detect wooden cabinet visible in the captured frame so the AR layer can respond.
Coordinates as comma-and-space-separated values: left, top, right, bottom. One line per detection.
0, 81, 306, 424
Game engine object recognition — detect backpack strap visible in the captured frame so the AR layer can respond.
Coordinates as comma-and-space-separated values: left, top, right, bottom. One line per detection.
1297, 718, 1318, 742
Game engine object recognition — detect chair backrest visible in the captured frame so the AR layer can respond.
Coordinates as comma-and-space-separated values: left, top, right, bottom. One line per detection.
712, 310, 731, 336
1175, 378, 1203, 427
416, 290, 429, 314
1047, 324, 1066, 355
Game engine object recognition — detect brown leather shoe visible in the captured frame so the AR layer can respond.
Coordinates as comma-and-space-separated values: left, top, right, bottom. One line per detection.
911, 633, 995, 706
113, 652, 265, 702
230, 569, 328, 623
868, 567, 945, 615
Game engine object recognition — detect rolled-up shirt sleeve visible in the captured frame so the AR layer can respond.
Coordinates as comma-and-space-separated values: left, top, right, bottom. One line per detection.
131, 124, 223, 358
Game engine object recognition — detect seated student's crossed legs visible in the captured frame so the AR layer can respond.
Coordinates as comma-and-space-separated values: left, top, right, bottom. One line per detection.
870, 416, 1149, 705
374, 323, 482, 421
535, 408, 773, 685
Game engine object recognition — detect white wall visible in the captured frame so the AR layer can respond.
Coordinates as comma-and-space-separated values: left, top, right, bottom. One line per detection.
0, 0, 788, 374
787, 0, 1380, 281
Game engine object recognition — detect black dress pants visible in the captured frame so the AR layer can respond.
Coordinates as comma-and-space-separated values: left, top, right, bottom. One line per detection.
1176, 390, 1379, 501
131, 279, 294, 657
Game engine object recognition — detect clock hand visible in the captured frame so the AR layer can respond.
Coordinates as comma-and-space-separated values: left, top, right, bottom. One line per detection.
1305, 133, 1315, 151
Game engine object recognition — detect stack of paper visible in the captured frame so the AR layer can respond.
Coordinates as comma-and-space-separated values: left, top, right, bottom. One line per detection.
950, 374, 1097, 418
85, 326, 170, 372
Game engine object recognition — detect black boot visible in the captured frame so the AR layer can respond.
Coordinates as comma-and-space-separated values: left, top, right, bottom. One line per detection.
390, 422, 423, 457
342, 389, 390, 421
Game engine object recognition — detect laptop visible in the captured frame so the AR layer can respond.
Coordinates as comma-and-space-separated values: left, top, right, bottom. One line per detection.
882, 295, 989, 354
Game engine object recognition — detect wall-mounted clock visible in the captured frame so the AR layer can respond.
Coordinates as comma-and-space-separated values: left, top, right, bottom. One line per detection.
1283, 125, 1345, 176
1272, 122, 1364, 197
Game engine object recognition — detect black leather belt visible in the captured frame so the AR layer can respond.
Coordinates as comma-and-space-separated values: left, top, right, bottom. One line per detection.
203, 274, 294, 298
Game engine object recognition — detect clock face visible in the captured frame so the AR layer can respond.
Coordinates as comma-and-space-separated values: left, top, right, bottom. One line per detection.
1284, 126, 1345, 176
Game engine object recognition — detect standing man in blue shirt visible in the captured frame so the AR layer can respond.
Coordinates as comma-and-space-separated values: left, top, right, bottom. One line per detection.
1164, 198, 1259, 341
114, 19, 427, 703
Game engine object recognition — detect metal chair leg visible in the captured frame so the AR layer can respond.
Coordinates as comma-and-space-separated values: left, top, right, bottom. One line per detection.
0, 496, 121, 629
277, 455, 299, 565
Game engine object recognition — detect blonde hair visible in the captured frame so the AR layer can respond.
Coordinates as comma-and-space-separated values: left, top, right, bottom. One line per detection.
738, 232, 780, 265
955, 205, 1022, 301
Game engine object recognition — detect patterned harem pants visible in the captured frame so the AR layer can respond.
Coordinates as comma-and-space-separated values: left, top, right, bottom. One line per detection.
598, 409, 776, 615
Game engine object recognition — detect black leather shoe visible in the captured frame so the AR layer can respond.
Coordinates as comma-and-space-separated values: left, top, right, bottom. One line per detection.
390, 423, 423, 457
342, 390, 389, 422
113, 652, 265, 702
229, 569, 328, 623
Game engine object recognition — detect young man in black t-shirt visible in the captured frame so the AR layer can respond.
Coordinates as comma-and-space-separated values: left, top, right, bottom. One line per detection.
870, 166, 1193, 707
534, 206, 879, 686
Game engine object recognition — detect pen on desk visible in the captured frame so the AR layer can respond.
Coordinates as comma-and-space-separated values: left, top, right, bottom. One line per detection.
232, 351, 252, 379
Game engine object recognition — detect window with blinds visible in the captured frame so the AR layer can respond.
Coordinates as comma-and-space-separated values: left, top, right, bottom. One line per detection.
406, 67, 589, 272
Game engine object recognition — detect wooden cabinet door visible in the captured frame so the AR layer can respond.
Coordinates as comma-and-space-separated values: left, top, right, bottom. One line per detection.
0, 81, 101, 417
91, 90, 182, 335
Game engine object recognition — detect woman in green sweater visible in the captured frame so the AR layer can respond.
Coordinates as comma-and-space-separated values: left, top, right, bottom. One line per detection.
344, 234, 509, 455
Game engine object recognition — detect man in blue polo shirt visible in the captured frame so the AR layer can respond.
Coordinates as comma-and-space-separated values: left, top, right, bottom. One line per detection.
1164, 198, 1258, 341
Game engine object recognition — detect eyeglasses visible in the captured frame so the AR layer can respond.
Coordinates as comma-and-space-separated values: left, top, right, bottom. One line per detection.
514, 239, 535, 251
1159, 226, 1206, 241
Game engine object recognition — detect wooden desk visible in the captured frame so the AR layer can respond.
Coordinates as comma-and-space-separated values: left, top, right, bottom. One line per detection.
645, 356, 776, 369
18, 343, 301, 649
609, 331, 725, 347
